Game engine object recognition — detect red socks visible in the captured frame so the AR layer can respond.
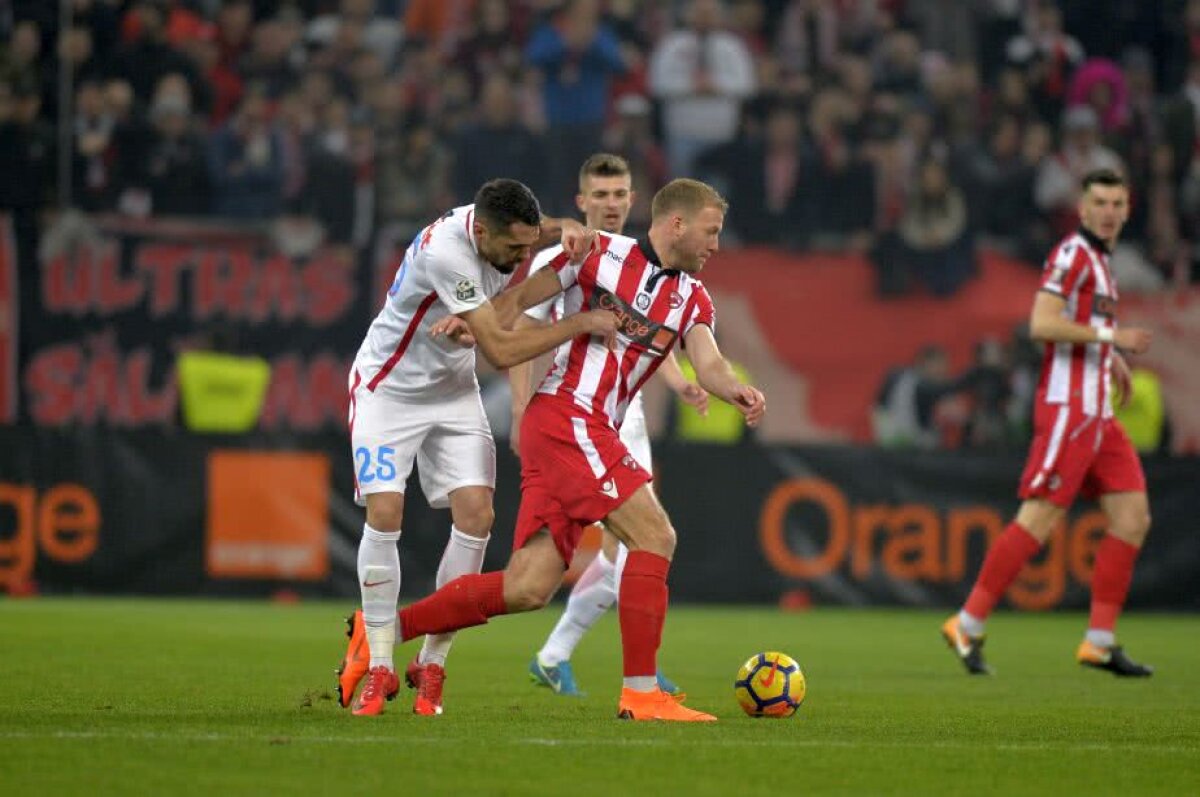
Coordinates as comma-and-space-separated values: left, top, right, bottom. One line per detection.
618, 550, 671, 678
963, 522, 1042, 620
398, 571, 507, 642
1089, 535, 1139, 632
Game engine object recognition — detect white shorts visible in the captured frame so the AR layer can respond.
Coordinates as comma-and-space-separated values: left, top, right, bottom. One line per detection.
348, 373, 496, 509
618, 396, 652, 471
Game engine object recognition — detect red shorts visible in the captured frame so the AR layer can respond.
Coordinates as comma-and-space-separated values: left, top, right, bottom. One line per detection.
1017, 404, 1145, 508
513, 394, 652, 564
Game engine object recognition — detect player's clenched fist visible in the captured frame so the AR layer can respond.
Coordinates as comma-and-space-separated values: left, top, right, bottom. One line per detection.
560, 218, 597, 262
730, 384, 766, 427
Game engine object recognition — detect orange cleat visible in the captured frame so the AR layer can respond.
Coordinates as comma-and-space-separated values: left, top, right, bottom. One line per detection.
336, 610, 369, 708
351, 666, 400, 716
617, 687, 717, 722
410, 661, 446, 716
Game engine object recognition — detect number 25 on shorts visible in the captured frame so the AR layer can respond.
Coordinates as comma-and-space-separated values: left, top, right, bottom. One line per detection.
355, 446, 396, 484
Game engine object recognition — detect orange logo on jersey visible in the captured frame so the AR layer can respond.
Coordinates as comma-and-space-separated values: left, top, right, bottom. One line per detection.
590, 287, 677, 353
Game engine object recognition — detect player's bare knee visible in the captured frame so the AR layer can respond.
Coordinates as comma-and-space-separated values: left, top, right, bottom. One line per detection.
365, 496, 404, 533
630, 520, 676, 558
454, 506, 495, 537
504, 578, 552, 613
1114, 509, 1151, 546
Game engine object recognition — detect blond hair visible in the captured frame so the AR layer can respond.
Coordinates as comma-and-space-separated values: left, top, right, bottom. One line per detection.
650, 178, 728, 221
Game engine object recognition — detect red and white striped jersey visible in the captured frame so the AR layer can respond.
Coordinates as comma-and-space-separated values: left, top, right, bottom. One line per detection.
353, 204, 512, 399
536, 233, 715, 427
1036, 228, 1119, 418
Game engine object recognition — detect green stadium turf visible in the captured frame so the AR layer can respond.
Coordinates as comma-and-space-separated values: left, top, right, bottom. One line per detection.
0, 598, 1196, 796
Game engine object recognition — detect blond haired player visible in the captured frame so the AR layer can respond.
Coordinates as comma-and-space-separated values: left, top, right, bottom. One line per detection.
510, 154, 708, 698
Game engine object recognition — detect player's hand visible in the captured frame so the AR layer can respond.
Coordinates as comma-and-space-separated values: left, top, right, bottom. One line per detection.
676, 382, 709, 417
1112, 352, 1133, 408
730, 384, 766, 428
429, 315, 476, 348
579, 310, 618, 350
1114, 326, 1152, 355
560, 218, 597, 262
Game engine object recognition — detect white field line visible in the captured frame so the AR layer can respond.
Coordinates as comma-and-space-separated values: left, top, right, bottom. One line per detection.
0, 729, 1194, 754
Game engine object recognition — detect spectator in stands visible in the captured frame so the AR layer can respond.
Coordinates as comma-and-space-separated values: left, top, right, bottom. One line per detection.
72, 78, 122, 212
968, 115, 1040, 249
45, 25, 108, 123
877, 157, 974, 297
139, 78, 212, 217
114, 0, 211, 114
0, 20, 42, 88
183, 25, 244, 128
872, 345, 955, 450
451, 73, 543, 205
960, 337, 1013, 449
1035, 106, 1123, 237
375, 116, 452, 242
703, 102, 810, 247
1067, 58, 1128, 136
238, 11, 302, 100
452, 0, 527, 89
207, 86, 284, 219
649, 0, 756, 179
1006, 0, 1085, 121
0, 78, 55, 216
526, 0, 626, 213
805, 90, 876, 251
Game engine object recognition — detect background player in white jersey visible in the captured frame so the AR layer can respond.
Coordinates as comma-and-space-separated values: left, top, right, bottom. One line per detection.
394, 179, 767, 722
941, 169, 1156, 677
340, 178, 617, 717
507, 153, 708, 698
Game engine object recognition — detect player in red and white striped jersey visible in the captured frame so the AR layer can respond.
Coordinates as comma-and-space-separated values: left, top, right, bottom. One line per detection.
338, 179, 618, 718
395, 179, 766, 721
942, 169, 1156, 677
508, 153, 707, 699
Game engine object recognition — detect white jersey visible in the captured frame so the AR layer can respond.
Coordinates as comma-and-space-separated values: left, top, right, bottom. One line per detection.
524, 245, 647, 430
354, 205, 512, 400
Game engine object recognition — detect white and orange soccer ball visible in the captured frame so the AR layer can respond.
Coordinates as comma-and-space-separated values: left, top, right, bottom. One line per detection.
734, 651, 806, 718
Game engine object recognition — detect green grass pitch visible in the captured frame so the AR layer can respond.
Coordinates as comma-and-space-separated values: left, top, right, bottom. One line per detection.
0, 598, 1197, 796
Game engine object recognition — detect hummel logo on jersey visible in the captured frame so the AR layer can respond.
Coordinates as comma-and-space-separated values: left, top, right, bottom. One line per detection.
635, 293, 651, 310
599, 479, 619, 499
362, 579, 393, 588
456, 279, 477, 301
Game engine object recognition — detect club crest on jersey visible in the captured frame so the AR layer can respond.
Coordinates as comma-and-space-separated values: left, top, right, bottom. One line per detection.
1092, 295, 1117, 318
589, 286, 677, 354
456, 279, 477, 301
635, 293, 651, 310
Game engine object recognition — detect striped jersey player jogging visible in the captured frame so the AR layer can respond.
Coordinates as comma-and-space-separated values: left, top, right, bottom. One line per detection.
1018, 226, 1145, 508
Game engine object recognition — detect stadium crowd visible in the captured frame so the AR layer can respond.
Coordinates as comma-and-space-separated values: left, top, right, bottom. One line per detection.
2, 0, 1199, 295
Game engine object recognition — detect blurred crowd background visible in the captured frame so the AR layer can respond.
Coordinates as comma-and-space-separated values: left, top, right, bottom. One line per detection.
1, 0, 1195, 453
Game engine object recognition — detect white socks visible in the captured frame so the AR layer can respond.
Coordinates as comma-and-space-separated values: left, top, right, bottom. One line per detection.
537, 549, 618, 666
958, 610, 985, 639
1086, 629, 1115, 649
418, 526, 490, 667
358, 523, 401, 671
622, 675, 657, 692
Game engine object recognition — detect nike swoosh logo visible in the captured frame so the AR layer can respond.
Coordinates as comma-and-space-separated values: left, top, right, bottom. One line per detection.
362, 579, 393, 587
760, 660, 779, 688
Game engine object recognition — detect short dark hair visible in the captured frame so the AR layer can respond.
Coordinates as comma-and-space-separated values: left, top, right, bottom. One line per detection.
1081, 168, 1126, 193
473, 178, 541, 230
579, 153, 630, 185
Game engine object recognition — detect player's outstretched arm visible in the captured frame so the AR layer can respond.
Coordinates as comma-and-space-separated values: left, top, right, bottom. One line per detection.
461, 300, 616, 370
683, 325, 765, 427
655, 349, 708, 416
492, 268, 565, 330
1030, 291, 1152, 353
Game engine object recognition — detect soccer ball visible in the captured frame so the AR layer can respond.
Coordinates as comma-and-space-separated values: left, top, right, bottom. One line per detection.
734, 651, 806, 718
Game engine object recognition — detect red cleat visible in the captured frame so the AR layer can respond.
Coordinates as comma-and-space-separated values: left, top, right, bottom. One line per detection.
351, 666, 400, 716
406, 658, 446, 716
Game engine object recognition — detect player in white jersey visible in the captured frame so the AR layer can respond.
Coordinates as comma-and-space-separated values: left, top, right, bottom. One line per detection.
506, 154, 708, 698
338, 179, 618, 717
